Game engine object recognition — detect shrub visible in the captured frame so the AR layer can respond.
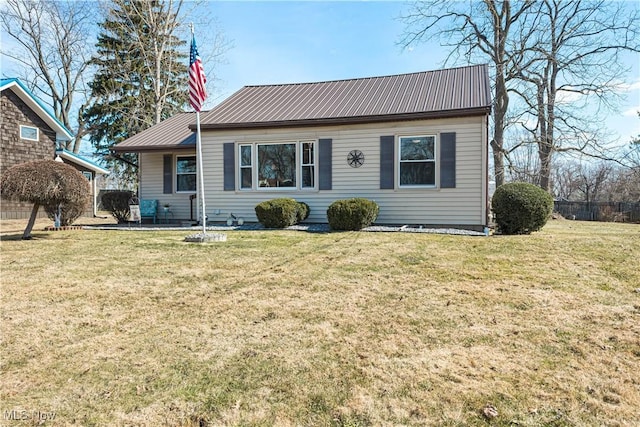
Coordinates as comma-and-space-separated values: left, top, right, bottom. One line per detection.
327, 198, 379, 231
0, 159, 91, 238
44, 199, 88, 226
255, 198, 300, 228
296, 201, 310, 223
102, 190, 135, 223
492, 182, 553, 235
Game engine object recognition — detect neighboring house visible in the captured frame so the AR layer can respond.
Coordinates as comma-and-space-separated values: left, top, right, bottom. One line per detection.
1, 78, 109, 220
113, 64, 492, 230
54, 148, 110, 217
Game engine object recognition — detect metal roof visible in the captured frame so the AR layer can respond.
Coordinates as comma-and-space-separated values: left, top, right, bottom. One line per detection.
197, 64, 491, 130
114, 65, 491, 152
55, 149, 110, 175
112, 112, 197, 152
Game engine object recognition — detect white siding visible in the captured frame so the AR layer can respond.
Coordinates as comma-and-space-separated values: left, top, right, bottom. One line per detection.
139, 116, 488, 227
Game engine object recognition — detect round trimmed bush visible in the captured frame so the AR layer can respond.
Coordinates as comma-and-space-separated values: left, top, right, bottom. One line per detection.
327, 198, 379, 231
255, 198, 299, 228
492, 182, 553, 235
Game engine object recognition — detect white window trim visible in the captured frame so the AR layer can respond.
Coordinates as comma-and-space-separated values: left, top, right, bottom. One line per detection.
175, 154, 197, 193
398, 134, 437, 188
300, 141, 316, 189
239, 144, 253, 190
238, 140, 317, 191
20, 125, 39, 141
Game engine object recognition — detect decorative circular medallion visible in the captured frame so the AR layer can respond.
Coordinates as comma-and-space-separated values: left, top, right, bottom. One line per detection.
347, 150, 365, 168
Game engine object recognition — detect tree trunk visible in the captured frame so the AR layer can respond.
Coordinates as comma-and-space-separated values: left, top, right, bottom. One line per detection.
491, 10, 508, 189
23, 203, 40, 240
491, 139, 505, 187
539, 139, 553, 192
492, 73, 507, 188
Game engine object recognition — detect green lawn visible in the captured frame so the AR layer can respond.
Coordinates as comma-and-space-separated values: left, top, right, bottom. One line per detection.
1, 219, 639, 426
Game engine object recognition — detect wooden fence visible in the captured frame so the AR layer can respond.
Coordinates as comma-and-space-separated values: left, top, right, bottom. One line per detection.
554, 201, 640, 223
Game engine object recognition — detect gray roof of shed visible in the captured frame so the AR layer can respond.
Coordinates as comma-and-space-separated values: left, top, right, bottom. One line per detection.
113, 112, 197, 152
196, 64, 491, 130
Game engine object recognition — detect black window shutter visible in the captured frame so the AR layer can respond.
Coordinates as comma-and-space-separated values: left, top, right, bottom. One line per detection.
318, 138, 332, 190
163, 154, 172, 194
223, 142, 235, 191
440, 132, 456, 188
380, 135, 395, 189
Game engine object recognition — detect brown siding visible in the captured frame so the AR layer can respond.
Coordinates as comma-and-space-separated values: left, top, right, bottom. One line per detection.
1, 88, 57, 220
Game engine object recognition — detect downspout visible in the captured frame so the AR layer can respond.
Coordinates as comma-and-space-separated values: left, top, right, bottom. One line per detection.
93, 173, 98, 217
485, 114, 490, 227
137, 153, 141, 198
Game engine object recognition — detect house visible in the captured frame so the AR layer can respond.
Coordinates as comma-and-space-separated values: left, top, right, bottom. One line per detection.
113, 64, 492, 230
1, 78, 109, 219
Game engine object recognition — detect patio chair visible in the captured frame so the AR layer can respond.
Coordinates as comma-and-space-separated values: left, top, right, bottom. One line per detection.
139, 199, 158, 224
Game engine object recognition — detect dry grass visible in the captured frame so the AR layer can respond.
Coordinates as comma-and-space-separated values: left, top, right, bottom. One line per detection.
1, 218, 639, 426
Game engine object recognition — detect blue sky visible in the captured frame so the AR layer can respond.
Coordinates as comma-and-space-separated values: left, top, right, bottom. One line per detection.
0, 0, 638, 149
203, 0, 640, 146
204, 1, 447, 99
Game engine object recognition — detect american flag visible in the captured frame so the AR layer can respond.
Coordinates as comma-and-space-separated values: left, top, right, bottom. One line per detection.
189, 35, 207, 112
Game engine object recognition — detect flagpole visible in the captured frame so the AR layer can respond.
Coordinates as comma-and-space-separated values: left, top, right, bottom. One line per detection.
191, 23, 206, 234
196, 110, 206, 234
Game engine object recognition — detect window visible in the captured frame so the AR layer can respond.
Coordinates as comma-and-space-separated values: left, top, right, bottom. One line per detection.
239, 140, 316, 190
258, 143, 296, 188
176, 156, 196, 192
399, 135, 436, 187
239, 145, 252, 189
20, 125, 39, 141
82, 171, 92, 181
301, 142, 315, 188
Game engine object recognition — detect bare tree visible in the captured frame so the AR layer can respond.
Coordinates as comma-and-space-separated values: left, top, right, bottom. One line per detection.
505, 139, 541, 186
511, 0, 640, 191
402, 1, 639, 192
619, 112, 640, 169
401, 0, 536, 188
576, 161, 612, 203
552, 160, 581, 201
126, 0, 230, 119
0, 0, 96, 153
114, 0, 187, 126
604, 166, 640, 203
606, 113, 640, 202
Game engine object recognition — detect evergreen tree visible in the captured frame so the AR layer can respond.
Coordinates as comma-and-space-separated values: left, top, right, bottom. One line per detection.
83, 0, 188, 183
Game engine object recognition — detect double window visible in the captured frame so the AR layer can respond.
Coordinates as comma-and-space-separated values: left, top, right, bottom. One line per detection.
176, 155, 196, 192
239, 141, 316, 190
399, 135, 436, 187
